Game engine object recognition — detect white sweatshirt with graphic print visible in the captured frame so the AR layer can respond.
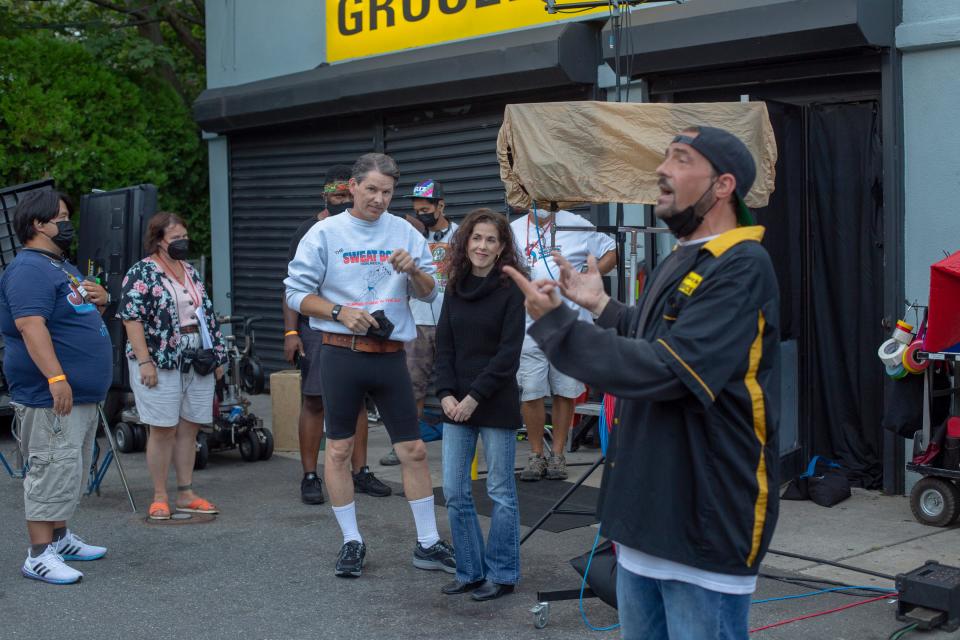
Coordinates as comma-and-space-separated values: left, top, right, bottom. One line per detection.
285, 210, 437, 342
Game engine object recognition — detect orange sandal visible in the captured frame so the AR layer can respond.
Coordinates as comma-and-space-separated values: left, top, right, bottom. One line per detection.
148, 501, 171, 520
175, 498, 219, 515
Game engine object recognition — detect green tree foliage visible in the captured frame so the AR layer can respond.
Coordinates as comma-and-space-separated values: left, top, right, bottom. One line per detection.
0, 1, 210, 254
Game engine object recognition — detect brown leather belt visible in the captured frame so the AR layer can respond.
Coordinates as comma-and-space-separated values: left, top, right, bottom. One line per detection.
180, 325, 200, 334
322, 332, 404, 354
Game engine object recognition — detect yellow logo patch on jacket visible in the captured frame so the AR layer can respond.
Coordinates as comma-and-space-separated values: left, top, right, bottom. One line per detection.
678, 271, 703, 296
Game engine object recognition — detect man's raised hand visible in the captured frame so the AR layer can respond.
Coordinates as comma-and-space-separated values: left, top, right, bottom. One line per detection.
502, 266, 563, 321
553, 252, 609, 317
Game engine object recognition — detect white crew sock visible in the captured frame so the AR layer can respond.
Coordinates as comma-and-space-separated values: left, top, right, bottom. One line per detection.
332, 502, 362, 545
408, 496, 440, 548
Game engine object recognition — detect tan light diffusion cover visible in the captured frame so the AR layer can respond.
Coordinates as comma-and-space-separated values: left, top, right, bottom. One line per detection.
497, 101, 777, 211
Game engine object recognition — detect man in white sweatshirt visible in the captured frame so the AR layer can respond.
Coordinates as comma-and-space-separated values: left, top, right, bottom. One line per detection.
285, 153, 455, 578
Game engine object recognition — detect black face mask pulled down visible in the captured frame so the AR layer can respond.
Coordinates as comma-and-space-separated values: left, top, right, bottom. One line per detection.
416, 213, 438, 234
660, 180, 719, 238
166, 239, 190, 260
49, 221, 74, 252
326, 201, 352, 216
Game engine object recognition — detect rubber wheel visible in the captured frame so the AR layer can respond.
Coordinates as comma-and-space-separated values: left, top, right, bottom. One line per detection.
239, 429, 261, 462
240, 357, 265, 395
132, 423, 147, 452
910, 477, 960, 527
194, 432, 209, 470
258, 428, 274, 460
115, 422, 135, 453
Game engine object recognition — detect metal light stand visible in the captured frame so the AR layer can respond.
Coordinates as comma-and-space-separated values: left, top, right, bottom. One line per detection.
527, 223, 669, 629
86, 404, 137, 512
549, 224, 671, 304
0, 437, 24, 479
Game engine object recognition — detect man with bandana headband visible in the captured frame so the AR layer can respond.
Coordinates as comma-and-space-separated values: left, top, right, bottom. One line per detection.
283, 164, 391, 504
0, 189, 112, 585
503, 126, 781, 639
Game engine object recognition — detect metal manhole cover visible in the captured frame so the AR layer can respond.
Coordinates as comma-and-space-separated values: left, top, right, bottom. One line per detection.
142, 512, 217, 526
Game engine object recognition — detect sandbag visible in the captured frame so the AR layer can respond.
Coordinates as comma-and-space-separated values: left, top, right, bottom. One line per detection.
569, 540, 618, 609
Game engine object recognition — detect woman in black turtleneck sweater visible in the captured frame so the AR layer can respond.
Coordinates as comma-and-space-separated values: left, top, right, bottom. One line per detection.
435, 208, 526, 602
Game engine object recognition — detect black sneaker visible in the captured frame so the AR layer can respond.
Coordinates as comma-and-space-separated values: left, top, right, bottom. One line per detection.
300, 473, 325, 504
413, 539, 456, 574
335, 540, 366, 578
353, 466, 392, 497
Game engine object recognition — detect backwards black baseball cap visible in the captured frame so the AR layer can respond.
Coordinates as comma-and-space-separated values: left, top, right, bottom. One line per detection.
671, 126, 757, 226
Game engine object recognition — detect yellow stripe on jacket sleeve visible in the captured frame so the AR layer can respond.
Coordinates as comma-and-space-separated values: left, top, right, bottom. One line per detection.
656, 338, 715, 402
745, 311, 768, 567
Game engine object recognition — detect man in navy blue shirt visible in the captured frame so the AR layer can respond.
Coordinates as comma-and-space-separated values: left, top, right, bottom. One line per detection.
0, 189, 114, 585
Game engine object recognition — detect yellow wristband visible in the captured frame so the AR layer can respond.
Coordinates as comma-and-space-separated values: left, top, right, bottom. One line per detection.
285, 330, 298, 337
48, 374, 66, 384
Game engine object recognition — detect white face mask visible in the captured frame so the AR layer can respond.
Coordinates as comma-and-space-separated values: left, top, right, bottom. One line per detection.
534, 208, 552, 220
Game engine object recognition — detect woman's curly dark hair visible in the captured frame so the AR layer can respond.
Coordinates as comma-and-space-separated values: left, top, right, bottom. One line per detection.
444, 208, 526, 294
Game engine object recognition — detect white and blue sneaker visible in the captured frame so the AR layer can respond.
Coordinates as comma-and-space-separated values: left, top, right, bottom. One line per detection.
55, 530, 107, 561
21, 546, 83, 585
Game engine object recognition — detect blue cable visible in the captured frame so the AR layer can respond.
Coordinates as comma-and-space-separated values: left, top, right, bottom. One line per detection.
532, 201, 557, 280
598, 395, 610, 456
752, 586, 896, 605
579, 526, 620, 632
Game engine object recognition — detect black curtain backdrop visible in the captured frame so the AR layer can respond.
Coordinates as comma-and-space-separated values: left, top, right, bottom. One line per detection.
754, 102, 804, 342
807, 102, 884, 488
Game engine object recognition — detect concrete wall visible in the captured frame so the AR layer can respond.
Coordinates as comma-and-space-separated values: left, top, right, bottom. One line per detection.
898, 0, 960, 307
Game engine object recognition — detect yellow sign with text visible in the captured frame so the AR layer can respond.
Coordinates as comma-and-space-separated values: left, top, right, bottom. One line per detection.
327, 0, 608, 63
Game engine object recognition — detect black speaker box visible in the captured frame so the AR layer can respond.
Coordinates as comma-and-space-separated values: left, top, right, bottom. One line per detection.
77, 184, 158, 389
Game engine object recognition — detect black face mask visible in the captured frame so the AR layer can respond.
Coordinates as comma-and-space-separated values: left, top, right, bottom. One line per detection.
416, 213, 438, 233
326, 200, 351, 216
660, 180, 718, 238
48, 221, 74, 252
166, 239, 190, 260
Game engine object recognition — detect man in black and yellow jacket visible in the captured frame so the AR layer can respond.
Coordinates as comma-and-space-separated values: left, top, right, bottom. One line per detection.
506, 126, 780, 639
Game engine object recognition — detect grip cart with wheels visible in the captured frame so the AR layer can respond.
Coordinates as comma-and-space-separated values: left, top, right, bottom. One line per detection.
906, 349, 960, 527
113, 315, 272, 468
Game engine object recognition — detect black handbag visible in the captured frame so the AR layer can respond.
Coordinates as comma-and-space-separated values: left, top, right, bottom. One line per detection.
882, 365, 952, 439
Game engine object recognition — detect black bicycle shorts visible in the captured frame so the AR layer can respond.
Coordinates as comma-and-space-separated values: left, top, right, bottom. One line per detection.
318, 345, 420, 444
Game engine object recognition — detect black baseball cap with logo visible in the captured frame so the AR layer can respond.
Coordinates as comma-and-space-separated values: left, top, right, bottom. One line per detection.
671, 126, 757, 226
405, 179, 445, 201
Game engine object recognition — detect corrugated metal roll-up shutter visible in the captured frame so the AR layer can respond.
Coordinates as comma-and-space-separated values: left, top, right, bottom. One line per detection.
386, 107, 505, 221
229, 121, 376, 374
385, 88, 594, 223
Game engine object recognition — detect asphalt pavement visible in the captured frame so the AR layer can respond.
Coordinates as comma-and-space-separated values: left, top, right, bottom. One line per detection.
0, 400, 958, 639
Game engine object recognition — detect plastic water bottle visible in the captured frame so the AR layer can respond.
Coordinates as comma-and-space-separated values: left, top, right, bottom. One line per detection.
227, 406, 244, 423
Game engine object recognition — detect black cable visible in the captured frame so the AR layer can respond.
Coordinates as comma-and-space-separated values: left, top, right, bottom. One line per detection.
759, 573, 893, 599
766, 549, 896, 581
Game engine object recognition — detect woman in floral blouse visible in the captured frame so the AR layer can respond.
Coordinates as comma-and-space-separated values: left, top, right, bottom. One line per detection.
120, 212, 227, 520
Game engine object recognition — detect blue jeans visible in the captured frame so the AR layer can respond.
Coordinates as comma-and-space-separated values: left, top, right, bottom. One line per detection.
616, 568, 751, 640
442, 423, 520, 585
